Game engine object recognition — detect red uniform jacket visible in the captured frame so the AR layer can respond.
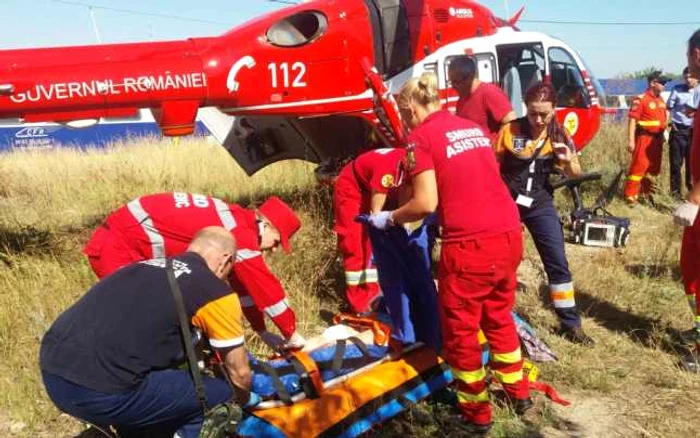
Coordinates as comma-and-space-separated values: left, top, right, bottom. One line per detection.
83, 192, 295, 336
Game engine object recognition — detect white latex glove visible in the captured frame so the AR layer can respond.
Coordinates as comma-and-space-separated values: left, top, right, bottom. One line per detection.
258, 330, 284, 350
281, 331, 306, 351
673, 202, 699, 227
367, 211, 393, 230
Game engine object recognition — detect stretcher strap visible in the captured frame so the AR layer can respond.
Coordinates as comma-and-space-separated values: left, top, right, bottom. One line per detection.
331, 313, 391, 346
529, 381, 571, 406
317, 360, 452, 438
331, 337, 371, 373
289, 351, 325, 399
257, 362, 293, 405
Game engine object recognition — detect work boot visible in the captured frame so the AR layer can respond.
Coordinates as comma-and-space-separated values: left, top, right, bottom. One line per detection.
680, 353, 700, 373
462, 421, 492, 437
514, 397, 533, 416
557, 326, 595, 347
514, 397, 544, 426
679, 329, 698, 346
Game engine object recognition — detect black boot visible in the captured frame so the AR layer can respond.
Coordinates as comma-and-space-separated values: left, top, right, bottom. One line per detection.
557, 325, 595, 346
463, 421, 492, 436
514, 397, 533, 415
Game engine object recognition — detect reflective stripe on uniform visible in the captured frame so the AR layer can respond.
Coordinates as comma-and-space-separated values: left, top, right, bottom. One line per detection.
627, 175, 643, 182
127, 198, 166, 258
236, 249, 262, 263
492, 348, 522, 364
239, 295, 255, 307
264, 299, 290, 318
344, 269, 379, 286
494, 369, 524, 384
551, 282, 576, 309
637, 120, 661, 127
457, 389, 489, 403
209, 335, 245, 349
453, 367, 487, 384
212, 198, 237, 231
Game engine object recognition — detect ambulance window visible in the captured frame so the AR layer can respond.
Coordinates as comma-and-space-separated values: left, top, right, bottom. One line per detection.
548, 47, 590, 108
266, 11, 328, 47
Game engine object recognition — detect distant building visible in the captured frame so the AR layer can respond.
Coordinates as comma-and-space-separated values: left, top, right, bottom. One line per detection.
598, 78, 682, 122
0, 109, 211, 152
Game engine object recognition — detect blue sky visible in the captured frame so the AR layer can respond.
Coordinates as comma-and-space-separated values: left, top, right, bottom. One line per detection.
0, 0, 698, 78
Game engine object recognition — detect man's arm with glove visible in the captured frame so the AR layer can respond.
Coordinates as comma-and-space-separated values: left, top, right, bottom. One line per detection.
674, 185, 700, 227
231, 253, 305, 350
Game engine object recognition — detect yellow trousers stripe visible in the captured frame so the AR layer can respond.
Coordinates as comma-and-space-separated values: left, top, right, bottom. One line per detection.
492, 348, 522, 364
494, 369, 524, 384
457, 389, 490, 403
453, 367, 487, 384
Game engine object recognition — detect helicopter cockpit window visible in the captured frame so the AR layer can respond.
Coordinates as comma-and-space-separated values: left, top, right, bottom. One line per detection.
548, 47, 590, 109
496, 43, 546, 117
266, 11, 328, 47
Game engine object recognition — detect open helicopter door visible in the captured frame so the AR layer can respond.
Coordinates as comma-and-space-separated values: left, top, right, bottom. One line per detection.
546, 45, 603, 149
198, 108, 373, 176
493, 40, 603, 149
198, 108, 321, 175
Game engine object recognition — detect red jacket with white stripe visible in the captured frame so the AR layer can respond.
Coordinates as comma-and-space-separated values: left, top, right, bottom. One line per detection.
90, 192, 292, 332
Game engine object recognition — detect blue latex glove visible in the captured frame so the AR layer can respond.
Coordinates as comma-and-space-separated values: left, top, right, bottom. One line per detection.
367, 211, 393, 230
355, 213, 370, 224
244, 392, 262, 409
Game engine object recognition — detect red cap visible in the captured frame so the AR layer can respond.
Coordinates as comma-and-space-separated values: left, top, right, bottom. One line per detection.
258, 196, 301, 252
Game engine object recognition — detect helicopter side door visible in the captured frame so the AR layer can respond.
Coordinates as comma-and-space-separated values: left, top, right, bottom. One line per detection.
547, 45, 601, 149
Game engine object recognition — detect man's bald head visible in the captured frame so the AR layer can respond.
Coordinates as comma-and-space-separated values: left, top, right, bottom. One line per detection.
188, 226, 236, 278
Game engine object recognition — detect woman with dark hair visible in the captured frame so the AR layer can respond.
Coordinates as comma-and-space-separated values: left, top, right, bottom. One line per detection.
495, 81, 594, 346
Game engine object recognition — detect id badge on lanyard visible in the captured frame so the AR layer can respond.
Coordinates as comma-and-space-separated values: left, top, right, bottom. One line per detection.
515, 138, 545, 209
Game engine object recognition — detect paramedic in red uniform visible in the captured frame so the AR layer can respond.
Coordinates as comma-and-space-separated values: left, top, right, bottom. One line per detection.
624, 70, 670, 204
674, 28, 700, 372
448, 55, 516, 142
495, 82, 594, 346
83, 193, 305, 350
333, 147, 406, 314
367, 73, 533, 434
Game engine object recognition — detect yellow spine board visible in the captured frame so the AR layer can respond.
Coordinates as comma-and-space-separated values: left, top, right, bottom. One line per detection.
253, 347, 444, 438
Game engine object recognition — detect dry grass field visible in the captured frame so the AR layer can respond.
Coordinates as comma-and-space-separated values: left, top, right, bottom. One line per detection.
0, 124, 699, 438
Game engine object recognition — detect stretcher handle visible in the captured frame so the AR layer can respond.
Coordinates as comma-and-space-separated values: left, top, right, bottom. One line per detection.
332, 313, 391, 346
550, 171, 602, 190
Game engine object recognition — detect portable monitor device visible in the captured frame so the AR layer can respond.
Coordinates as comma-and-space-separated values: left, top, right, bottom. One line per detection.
574, 218, 630, 248
553, 170, 631, 249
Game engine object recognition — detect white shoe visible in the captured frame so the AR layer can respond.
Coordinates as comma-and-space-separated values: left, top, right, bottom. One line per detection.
258, 330, 284, 350
282, 332, 306, 350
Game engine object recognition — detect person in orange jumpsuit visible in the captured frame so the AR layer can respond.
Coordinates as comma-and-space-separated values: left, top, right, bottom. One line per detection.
333, 148, 407, 314
674, 28, 700, 373
624, 71, 670, 204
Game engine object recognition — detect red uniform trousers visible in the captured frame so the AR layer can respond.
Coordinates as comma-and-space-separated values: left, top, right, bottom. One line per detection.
438, 228, 529, 426
333, 172, 380, 314
681, 217, 700, 351
84, 225, 144, 279
624, 131, 664, 201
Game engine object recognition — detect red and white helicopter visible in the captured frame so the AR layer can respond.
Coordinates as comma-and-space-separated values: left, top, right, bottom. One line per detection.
0, 0, 606, 175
